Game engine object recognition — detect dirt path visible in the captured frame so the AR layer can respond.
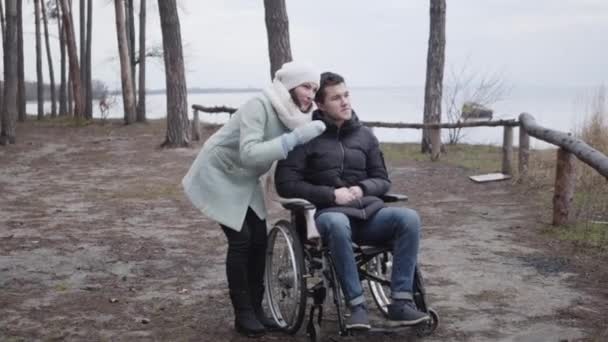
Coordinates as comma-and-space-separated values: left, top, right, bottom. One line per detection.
0, 120, 605, 341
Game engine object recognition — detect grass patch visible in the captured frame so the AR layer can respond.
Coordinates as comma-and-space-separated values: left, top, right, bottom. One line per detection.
525, 85, 608, 250
542, 221, 608, 250
54, 283, 69, 292
26, 115, 95, 127
381, 142, 503, 173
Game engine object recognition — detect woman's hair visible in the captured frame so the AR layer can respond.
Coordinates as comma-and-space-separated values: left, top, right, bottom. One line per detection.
314, 72, 345, 104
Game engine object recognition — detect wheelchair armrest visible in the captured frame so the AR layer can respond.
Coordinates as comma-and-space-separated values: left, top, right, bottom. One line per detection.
380, 193, 408, 203
278, 197, 317, 211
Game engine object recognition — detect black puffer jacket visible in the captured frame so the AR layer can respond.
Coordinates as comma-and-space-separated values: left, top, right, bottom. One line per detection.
275, 110, 391, 210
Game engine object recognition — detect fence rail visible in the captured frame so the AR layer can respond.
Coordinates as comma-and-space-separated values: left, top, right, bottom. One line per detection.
518, 112, 608, 225
191, 104, 608, 226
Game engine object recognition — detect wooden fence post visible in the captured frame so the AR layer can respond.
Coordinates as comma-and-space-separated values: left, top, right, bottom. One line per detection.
553, 148, 576, 225
518, 127, 530, 179
192, 108, 201, 141
502, 126, 513, 175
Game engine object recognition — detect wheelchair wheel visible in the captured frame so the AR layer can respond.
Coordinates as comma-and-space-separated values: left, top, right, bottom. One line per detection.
265, 220, 307, 334
326, 255, 347, 333
367, 252, 392, 317
416, 308, 439, 336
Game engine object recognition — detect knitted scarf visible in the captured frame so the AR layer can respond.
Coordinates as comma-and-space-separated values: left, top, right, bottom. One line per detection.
263, 79, 313, 130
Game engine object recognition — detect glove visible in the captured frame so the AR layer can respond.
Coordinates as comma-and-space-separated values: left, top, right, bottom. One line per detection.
281, 121, 326, 155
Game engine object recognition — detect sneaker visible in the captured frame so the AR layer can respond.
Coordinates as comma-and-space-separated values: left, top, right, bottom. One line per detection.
346, 304, 371, 330
387, 300, 430, 326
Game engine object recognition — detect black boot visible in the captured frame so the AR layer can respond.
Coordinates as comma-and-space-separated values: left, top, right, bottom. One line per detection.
251, 286, 281, 331
245, 211, 281, 331
230, 290, 266, 338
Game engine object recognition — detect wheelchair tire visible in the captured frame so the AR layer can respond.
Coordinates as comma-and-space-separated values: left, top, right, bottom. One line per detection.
326, 255, 347, 333
416, 308, 439, 336
265, 220, 307, 335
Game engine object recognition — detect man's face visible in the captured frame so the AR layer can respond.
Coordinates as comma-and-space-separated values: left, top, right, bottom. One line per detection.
317, 83, 352, 124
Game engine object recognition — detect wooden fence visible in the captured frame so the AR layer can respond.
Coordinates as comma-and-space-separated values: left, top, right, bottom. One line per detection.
191, 104, 608, 226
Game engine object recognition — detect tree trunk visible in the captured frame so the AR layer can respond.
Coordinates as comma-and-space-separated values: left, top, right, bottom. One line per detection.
35, 0, 45, 120
16, 0, 25, 122
126, 0, 136, 97
57, 0, 67, 116
1, 0, 18, 144
136, 0, 146, 122
59, 0, 83, 119
114, 0, 136, 124
41, 0, 57, 117
79, 0, 85, 97
0, 0, 5, 37
263, 0, 292, 78
68, 75, 73, 116
421, 0, 446, 158
158, 0, 189, 147
85, 0, 92, 119
0, 0, 4, 117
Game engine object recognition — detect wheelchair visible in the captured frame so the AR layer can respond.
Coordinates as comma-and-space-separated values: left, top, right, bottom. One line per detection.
264, 194, 439, 342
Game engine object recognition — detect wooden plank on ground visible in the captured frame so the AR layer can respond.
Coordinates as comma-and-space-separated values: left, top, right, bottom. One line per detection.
469, 173, 512, 183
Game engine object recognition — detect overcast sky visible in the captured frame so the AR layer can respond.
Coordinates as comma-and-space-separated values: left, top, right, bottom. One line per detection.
16, 0, 608, 90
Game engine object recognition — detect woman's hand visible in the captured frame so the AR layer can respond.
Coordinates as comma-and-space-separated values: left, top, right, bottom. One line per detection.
281, 121, 326, 156
292, 121, 326, 145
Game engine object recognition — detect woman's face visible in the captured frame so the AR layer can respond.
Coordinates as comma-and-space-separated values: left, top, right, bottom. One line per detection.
290, 82, 318, 112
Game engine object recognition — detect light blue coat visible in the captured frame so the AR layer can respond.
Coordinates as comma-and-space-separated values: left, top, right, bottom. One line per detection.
182, 94, 289, 231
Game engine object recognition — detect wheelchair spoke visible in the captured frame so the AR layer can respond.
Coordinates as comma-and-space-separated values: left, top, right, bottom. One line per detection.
367, 253, 393, 317
265, 221, 307, 334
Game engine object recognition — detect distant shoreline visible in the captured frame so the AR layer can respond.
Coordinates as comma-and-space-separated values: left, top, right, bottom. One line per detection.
110, 88, 262, 95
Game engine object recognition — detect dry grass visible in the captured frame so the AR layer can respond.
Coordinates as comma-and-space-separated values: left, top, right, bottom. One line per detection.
523, 86, 608, 250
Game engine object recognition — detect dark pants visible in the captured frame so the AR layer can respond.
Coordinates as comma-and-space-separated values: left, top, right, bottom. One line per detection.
221, 208, 268, 311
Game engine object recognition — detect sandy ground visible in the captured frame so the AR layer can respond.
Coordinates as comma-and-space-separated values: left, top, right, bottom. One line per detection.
0, 119, 606, 342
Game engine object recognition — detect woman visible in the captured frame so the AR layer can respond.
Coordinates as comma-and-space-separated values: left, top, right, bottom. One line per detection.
182, 62, 325, 337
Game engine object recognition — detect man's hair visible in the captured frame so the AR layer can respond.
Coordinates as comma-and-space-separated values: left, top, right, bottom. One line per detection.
314, 72, 345, 104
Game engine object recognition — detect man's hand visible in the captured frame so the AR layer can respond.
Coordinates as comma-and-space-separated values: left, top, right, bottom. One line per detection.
348, 186, 363, 199
334, 187, 356, 205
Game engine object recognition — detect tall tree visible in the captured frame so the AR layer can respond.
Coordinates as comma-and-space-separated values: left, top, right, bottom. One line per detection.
16, 0, 25, 122
0, 0, 5, 40
56, 0, 67, 116
59, 0, 83, 118
421, 0, 446, 160
67, 75, 73, 115
1, 0, 18, 144
41, 0, 57, 117
84, 0, 92, 118
0, 0, 5, 36
79, 0, 84, 94
1, 0, 5, 116
157, 0, 189, 147
136, 0, 146, 122
114, 0, 136, 124
126, 0, 136, 96
263, 0, 292, 78
34, 0, 45, 120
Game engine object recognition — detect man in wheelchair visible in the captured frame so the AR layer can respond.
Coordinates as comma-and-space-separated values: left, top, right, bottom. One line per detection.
275, 72, 430, 330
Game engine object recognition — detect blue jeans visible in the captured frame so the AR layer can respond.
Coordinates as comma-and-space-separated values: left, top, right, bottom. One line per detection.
316, 207, 421, 307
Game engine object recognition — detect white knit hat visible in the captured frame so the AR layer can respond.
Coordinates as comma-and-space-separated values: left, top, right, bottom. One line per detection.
274, 61, 320, 90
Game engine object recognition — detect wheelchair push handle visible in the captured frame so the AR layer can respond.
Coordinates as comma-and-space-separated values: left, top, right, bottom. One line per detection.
380, 193, 409, 203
